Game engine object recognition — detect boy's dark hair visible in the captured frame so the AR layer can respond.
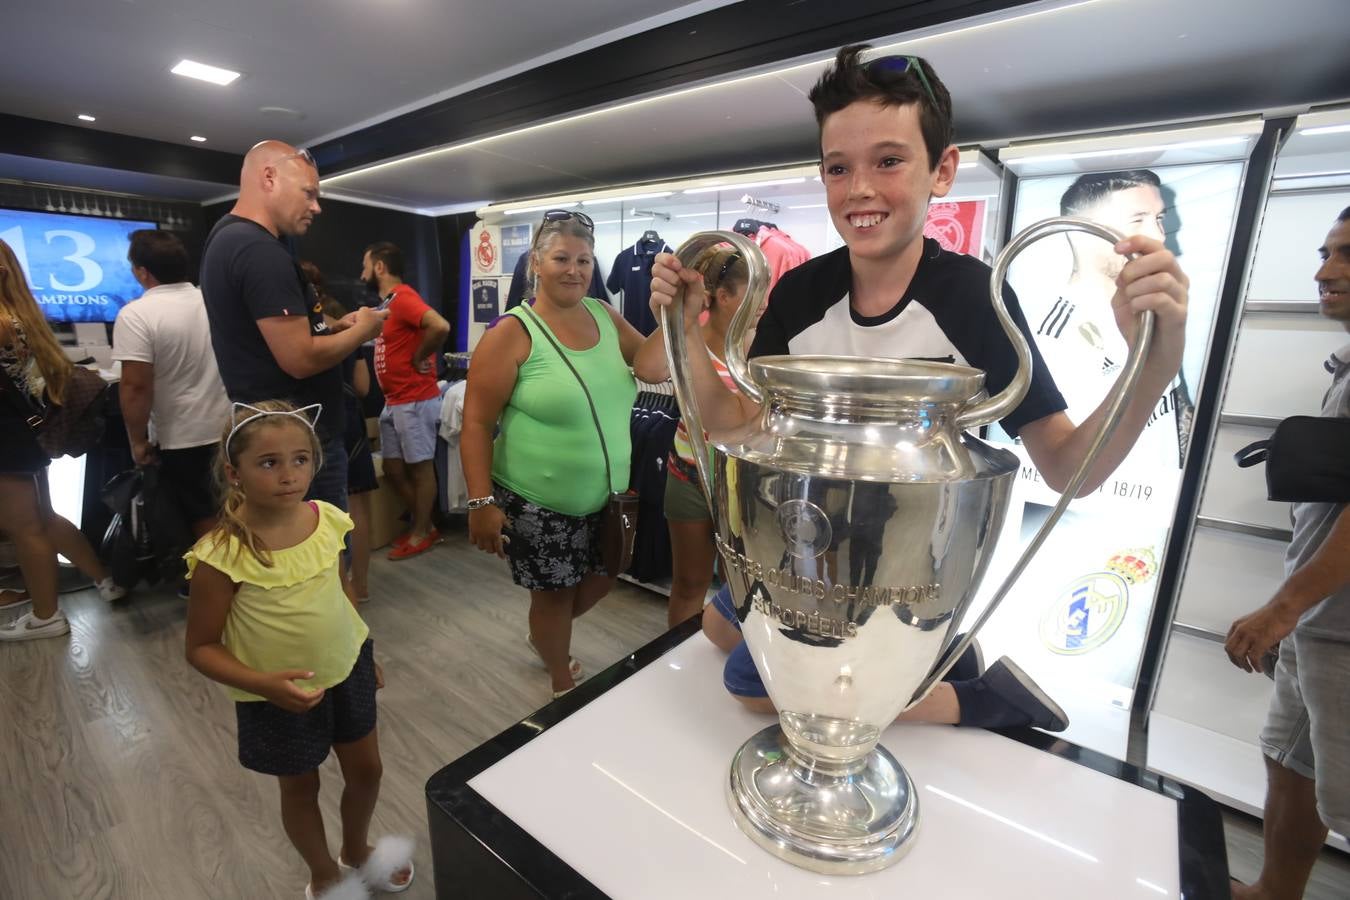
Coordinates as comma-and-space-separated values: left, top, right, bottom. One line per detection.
1060, 170, 1162, 217
808, 44, 954, 170
1338, 206, 1350, 223
364, 241, 405, 278
127, 229, 190, 284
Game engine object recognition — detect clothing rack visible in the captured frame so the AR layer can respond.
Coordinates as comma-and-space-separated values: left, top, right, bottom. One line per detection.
634, 376, 675, 396
739, 195, 781, 214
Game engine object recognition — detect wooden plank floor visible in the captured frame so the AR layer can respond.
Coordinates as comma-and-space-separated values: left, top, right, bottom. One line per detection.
2, 530, 1348, 898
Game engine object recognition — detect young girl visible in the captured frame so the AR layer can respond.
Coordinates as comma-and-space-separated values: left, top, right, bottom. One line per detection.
184, 400, 413, 899
631, 243, 759, 628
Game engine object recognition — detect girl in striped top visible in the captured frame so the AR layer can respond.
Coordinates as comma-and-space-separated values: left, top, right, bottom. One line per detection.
634, 243, 762, 628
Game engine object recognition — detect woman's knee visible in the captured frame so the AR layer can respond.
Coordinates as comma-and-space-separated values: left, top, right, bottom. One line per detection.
670, 570, 711, 599
0, 480, 43, 538
579, 574, 616, 603
529, 588, 574, 609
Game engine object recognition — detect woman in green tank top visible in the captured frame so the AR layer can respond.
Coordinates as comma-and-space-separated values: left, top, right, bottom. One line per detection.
461, 211, 643, 697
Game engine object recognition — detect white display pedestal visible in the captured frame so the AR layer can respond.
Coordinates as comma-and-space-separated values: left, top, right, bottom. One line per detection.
426, 625, 1229, 899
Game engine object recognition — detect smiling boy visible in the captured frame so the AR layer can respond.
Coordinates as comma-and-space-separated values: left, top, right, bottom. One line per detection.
652, 44, 1188, 488
643, 44, 1191, 731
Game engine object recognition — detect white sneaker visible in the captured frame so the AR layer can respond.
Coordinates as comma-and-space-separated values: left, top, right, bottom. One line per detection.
96, 577, 127, 603
0, 611, 70, 641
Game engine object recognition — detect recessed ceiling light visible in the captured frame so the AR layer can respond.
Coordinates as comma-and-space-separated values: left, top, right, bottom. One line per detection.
189, 135, 207, 143
1300, 123, 1350, 137
77, 114, 96, 122
171, 59, 241, 86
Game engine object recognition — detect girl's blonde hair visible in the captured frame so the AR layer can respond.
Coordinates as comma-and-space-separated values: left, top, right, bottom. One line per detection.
210, 400, 324, 567
690, 244, 748, 308
0, 238, 74, 405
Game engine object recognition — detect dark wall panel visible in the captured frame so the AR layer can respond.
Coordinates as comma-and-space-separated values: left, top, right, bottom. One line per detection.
436, 212, 478, 352
0, 113, 240, 185
202, 198, 444, 315
313, 0, 1035, 175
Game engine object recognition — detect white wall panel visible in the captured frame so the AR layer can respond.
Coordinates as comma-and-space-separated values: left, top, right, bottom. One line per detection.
1173, 528, 1285, 634
1198, 424, 1294, 529
1151, 631, 1274, 743
1223, 314, 1347, 417
1247, 191, 1350, 300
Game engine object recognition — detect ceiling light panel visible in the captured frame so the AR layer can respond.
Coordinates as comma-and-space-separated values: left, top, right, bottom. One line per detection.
171, 59, 241, 86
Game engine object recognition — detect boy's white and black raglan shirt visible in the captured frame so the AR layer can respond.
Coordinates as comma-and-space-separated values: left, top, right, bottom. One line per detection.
749, 238, 1066, 438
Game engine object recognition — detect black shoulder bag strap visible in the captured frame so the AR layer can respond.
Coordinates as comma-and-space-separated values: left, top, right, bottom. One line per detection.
0, 362, 45, 429
519, 304, 615, 491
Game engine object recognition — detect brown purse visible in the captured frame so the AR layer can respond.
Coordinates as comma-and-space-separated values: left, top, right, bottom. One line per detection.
521, 305, 639, 576
1, 363, 109, 459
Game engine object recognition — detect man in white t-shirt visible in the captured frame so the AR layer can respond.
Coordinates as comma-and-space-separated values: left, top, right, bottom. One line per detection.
113, 230, 231, 537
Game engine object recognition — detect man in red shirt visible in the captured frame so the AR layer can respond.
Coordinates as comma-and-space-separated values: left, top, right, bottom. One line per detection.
362, 242, 451, 559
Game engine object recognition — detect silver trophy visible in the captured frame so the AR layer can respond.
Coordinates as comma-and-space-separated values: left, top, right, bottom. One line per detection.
661, 219, 1154, 875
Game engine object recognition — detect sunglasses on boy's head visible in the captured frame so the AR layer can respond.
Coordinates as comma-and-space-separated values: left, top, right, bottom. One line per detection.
865, 55, 939, 109
540, 209, 594, 232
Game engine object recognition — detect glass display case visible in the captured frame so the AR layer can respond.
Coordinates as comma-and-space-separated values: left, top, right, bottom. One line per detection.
1142, 109, 1350, 846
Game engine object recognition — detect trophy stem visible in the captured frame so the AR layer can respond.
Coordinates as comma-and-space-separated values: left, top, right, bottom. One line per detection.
728, 725, 919, 875
782, 740, 870, 779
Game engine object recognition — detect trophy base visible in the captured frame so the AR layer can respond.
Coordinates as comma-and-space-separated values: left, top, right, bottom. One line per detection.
727, 724, 918, 875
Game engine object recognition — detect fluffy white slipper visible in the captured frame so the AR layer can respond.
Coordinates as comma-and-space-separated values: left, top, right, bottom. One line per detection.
359, 835, 415, 893
304, 872, 369, 900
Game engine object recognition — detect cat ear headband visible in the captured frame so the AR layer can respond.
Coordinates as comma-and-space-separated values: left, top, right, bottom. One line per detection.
225, 402, 321, 458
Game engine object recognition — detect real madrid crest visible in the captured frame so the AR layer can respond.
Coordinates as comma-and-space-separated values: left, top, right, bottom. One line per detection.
476, 230, 497, 270
1039, 547, 1157, 655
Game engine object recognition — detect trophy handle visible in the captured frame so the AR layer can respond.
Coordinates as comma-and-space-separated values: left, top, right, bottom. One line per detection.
956, 217, 1137, 430
660, 231, 771, 502
912, 217, 1155, 704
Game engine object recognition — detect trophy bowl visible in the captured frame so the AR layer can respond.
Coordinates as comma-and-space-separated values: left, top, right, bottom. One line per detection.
661, 220, 1153, 875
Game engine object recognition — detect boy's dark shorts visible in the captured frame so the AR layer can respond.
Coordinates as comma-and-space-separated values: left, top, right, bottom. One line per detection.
235, 639, 377, 776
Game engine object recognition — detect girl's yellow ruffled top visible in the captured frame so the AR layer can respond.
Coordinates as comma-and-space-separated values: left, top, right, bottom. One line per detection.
186, 501, 368, 702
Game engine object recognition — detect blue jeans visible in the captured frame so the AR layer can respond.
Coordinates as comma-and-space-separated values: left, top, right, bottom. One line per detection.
307, 433, 350, 513
710, 586, 769, 698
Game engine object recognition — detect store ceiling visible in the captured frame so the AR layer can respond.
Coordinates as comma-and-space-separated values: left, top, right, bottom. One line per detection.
0, 0, 727, 154
325, 0, 1350, 212
1, 0, 1347, 212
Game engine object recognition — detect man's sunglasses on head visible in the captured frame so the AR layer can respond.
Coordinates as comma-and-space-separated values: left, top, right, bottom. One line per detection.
280, 147, 318, 170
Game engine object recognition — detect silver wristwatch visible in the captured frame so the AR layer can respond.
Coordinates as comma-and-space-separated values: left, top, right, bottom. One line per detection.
466, 495, 496, 511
